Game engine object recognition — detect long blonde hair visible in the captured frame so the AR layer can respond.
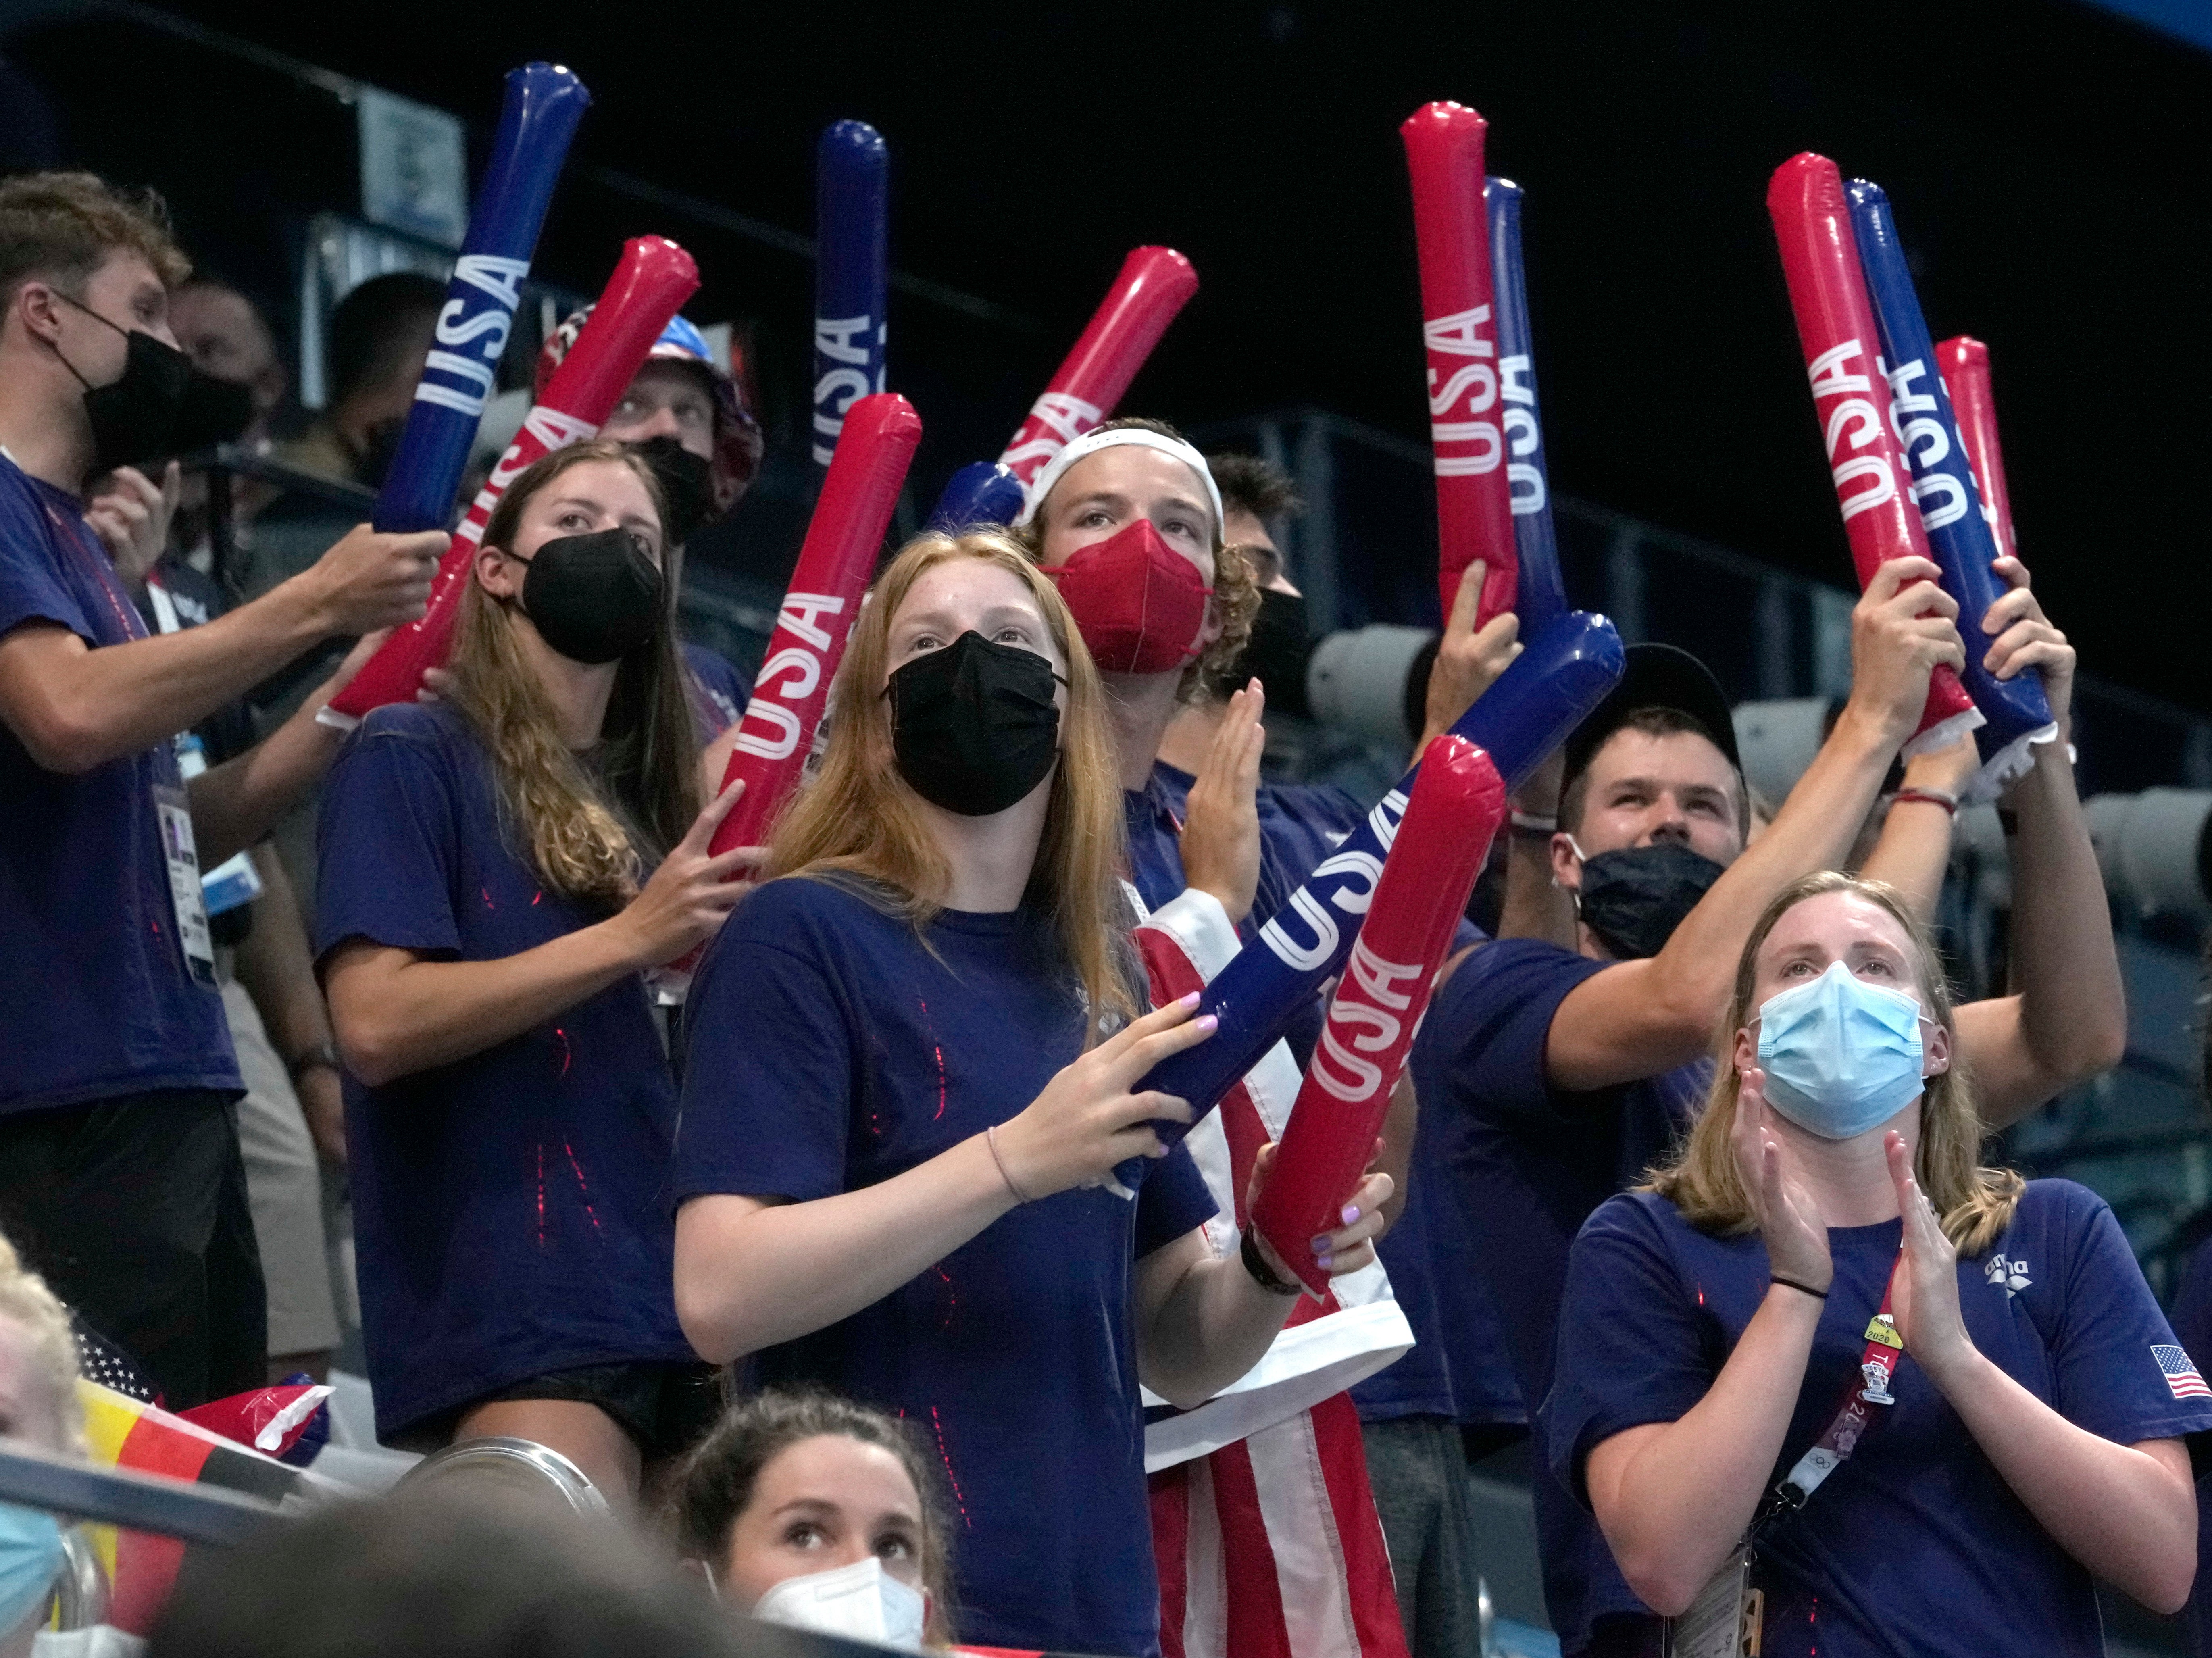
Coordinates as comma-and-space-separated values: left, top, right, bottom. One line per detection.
767, 529, 1138, 1041
1010, 416, 1262, 701
445, 441, 701, 908
1645, 871, 2025, 1255
0, 1229, 85, 1452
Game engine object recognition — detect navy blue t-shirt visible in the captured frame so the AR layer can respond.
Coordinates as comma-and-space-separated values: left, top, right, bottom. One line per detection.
1545, 1183, 2212, 1658
681, 639, 746, 738
1133, 761, 1306, 929
2167, 1236, 2212, 1657
1417, 937, 1710, 1652
674, 875, 1217, 1657
314, 702, 694, 1442
1257, 779, 1364, 888
0, 451, 238, 1115
1352, 1012, 1525, 1427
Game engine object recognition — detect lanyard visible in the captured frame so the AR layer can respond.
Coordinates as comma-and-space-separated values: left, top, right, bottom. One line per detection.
1761, 1250, 1906, 1525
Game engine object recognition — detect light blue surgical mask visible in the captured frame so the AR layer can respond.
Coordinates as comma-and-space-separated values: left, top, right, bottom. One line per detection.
0, 1500, 63, 1634
1754, 960, 1930, 1140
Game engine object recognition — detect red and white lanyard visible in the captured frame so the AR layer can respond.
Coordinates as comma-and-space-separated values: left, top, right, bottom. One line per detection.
1765, 1252, 1905, 1521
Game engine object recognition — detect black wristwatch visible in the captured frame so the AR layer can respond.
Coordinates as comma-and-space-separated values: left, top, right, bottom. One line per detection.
286, 1040, 343, 1083
1240, 1224, 1302, 1297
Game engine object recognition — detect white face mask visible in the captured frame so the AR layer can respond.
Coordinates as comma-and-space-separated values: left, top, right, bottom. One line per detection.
752, 1555, 927, 1651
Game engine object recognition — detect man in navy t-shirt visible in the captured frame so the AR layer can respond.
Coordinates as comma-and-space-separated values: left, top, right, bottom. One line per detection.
0, 172, 444, 1404
1416, 557, 2128, 1657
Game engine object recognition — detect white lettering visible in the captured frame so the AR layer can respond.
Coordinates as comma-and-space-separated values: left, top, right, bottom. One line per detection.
1503, 406, 1540, 458
1313, 1026, 1385, 1102
777, 594, 844, 652
1423, 305, 1495, 357
433, 300, 511, 359
733, 700, 802, 762
1897, 416, 1948, 470
1807, 339, 1872, 398
1508, 461, 1547, 514
1823, 398, 1883, 459
412, 382, 485, 417
814, 314, 874, 366
1500, 353, 1536, 406
1831, 454, 1895, 520
753, 645, 821, 702
1910, 472, 1969, 531
1344, 940, 1424, 1011
1259, 888, 1340, 972
452, 254, 528, 308
1427, 362, 1498, 417
1313, 848, 1385, 917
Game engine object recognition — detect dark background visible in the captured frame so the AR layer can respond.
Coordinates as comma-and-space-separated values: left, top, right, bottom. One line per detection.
5, 0, 2206, 709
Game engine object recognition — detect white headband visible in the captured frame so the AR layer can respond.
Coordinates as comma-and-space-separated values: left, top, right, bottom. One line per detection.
1014, 427, 1225, 537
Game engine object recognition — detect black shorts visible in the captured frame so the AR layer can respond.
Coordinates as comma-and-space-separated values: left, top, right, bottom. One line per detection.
469, 1360, 726, 1463
0, 1089, 265, 1410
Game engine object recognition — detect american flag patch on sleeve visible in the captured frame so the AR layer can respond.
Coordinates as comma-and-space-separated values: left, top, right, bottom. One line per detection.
2152, 1344, 2211, 1400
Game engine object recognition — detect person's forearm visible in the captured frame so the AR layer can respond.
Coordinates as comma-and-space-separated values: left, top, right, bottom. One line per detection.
9, 579, 333, 772
2002, 740, 2126, 1086
1139, 1250, 1297, 1408
672, 1142, 1019, 1363
1856, 796, 1954, 922
1595, 1286, 1820, 1615
326, 923, 645, 1086
1934, 1350, 2195, 1611
188, 696, 347, 867
232, 848, 334, 1063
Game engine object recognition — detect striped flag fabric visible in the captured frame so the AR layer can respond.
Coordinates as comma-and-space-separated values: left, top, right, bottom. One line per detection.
2152, 1344, 2211, 1400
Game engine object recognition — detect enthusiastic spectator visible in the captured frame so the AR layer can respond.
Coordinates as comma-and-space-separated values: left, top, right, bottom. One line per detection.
1548, 872, 2203, 1651
0, 171, 444, 1407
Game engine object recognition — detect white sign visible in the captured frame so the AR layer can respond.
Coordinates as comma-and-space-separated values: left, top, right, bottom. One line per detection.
358, 85, 468, 249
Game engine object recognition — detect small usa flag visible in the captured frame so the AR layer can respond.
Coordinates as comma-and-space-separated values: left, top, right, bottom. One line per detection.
2152, 1345, 2211, 1400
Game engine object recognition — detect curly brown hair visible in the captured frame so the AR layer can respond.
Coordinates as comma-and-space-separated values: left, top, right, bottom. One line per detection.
0, 171, 191, 315
1010, 416, 1258, 703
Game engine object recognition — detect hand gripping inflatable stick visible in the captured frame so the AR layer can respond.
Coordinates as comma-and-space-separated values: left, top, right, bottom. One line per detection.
1766, 153, 1980, 756
370, 63, 590, 535
1847, 182, 2054, 796
1486, 177, 1569, 636
1401, 102, 1517, 630
1251, 736, 1505, 1294
323, 235, 699, 725
708, 393, 924, 856
1937, 336, 2019, 560
812, 121, 889, 470
1112, 607, 1623, 1190
925, 246, 1198, 529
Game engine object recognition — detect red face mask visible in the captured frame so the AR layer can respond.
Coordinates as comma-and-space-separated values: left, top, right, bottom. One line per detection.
1044, 518, 1213, 675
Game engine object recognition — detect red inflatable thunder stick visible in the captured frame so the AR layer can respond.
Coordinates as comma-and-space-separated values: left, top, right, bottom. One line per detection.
322, 237, 700, 726
996, 246, 1198, 490
1938, 335, 2019, 561
707, 393, 924, 857
1251, 736, 1506, 1297
1400, 102, 1517, 631
1766, 154, 1980, 755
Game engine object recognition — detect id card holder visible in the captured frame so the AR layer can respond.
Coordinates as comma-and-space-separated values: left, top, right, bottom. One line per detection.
153, 784, 219, 990
1662, 1544, 1762, 1658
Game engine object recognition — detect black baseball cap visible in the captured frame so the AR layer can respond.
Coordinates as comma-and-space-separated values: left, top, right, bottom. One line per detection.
1561, 643, 1741, 790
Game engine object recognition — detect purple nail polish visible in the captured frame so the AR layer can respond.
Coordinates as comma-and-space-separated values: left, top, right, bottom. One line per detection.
1196, 1015, 1219, 1033
1316, 1254, 1333, 1273
1310, 1236, 1332, 1253
1342, 1204, 1360, 1226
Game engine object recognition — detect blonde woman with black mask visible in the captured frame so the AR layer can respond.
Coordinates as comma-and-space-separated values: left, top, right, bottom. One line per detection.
317, 441, 758, 1508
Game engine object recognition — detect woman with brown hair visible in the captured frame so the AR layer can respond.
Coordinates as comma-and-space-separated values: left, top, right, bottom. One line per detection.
1542, 870, 2207, 1657
671, 528, 1388, 1656
673, 1388, 954, 1650
316, 441, 757, 1506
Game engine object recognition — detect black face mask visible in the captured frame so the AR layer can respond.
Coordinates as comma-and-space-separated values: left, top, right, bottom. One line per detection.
1573, 842, 1727, 960
1226, 586, 1314, 717
629, 435, 716, 545
52, 294, 251, 473
510, 527, 666, 665
886, 631, 1064, 817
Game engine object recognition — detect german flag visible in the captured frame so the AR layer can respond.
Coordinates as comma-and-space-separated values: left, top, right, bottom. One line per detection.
77, 1381, 313, 1632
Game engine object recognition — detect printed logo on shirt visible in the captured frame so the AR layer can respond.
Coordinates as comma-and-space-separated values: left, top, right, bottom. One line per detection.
1983, 1254, 2032, 1298
1863, 1311, 1903, 1349
2152, 1344, 2211, 1400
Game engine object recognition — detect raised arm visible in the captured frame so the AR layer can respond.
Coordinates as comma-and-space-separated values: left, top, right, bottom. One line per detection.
673, 998, 1214, 1364
1585, 1091, 1833, 1614
323, 787, 754, 1086
1857, 733, 1980, 922
0, 523, 441, 774
1951, 560, 2125, 1125
1546, 559, 1962, 1091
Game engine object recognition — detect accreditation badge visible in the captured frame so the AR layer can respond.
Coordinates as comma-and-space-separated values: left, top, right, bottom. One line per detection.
1662, 1543, 1762, 1658
153, 783, 219, 990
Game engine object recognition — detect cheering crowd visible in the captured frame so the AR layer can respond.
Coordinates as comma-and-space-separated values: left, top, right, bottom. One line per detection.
2, 162, 2208, 1658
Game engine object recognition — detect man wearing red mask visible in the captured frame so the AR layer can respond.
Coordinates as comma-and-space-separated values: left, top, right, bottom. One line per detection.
1018, 421, 1415, 1658
1012, 418, 1275, 926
